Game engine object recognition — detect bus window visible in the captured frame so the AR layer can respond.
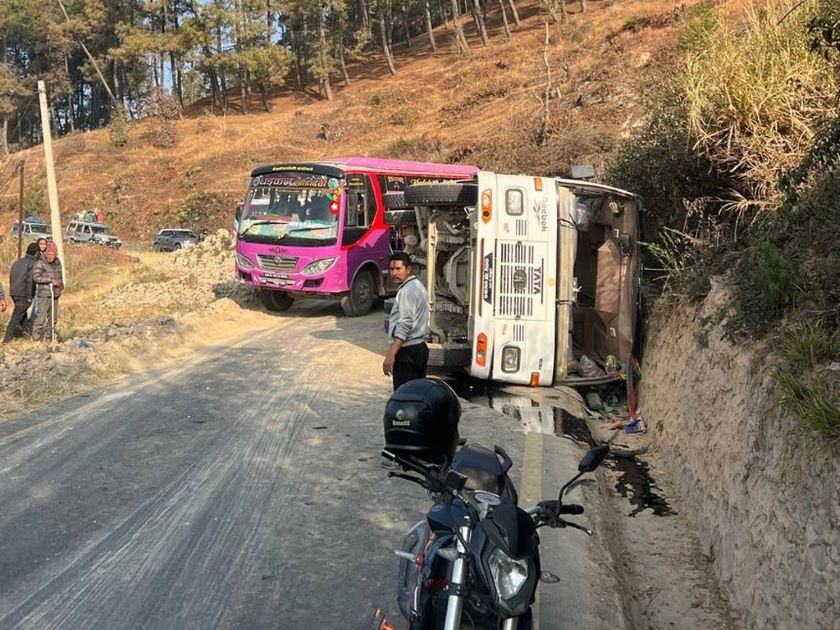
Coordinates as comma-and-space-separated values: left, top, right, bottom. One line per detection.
343, 174, 375, 244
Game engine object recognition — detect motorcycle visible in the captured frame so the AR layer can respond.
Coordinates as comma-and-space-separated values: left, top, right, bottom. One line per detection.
378, 434, 609, 630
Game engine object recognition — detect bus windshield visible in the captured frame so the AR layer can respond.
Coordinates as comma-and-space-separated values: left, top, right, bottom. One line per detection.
239, 171, 341, 246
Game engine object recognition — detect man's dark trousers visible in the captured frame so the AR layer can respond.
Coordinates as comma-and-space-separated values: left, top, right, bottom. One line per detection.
393, 342, 430, 390
3, 297, 30, 342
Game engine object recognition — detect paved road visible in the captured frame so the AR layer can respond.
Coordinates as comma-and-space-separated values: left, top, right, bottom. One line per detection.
0, 302, 623, 629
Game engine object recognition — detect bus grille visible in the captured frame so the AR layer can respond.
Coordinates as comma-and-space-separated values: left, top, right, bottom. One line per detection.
497, 242, 537, 318
257, 254, 299, 273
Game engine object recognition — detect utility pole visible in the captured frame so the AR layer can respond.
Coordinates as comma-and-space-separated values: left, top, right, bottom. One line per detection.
16, 160, 24, 260
37, 80, 67, 284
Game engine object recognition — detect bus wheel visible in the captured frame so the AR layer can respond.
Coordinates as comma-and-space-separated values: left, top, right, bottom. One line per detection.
260, 289, 294, 312
341, 270, 375, 316
404, 182, 478, 207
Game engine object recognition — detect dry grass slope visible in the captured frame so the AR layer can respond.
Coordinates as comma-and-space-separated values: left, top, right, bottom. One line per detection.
1, 0, 706, 242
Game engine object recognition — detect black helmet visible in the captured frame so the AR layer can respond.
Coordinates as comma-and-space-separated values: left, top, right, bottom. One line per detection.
383, 378, 461, 465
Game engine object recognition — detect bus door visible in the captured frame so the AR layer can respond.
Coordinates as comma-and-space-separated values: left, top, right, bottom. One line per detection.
342, 174, 388, 288
472, 172, 559, 385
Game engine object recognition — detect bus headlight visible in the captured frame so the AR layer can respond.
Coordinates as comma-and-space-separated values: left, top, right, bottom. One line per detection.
236, 252, 255, 269
501, 346, 521, 373
301, 257, 337, 276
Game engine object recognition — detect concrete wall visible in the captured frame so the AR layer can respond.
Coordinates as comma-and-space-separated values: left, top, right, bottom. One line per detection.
639, 277, 840, 629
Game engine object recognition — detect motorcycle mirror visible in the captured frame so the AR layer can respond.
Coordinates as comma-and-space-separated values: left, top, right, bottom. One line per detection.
578, 444, 609, 473
444, 469, 467, 492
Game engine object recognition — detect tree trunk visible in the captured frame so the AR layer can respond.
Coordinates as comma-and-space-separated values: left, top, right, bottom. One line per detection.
424, 1, 438, 52
240, 68, 248, 113
290, 27, 304, 90
1, 117, 8, 155
220, 73, 228, 113
507, 0, 520, 25
497, 0, 511, 38
338, 42, 351, 85
259, 82, 271, 112
538, 23, 551, 145
64, 54, 76, 132
208, 67, 219, 114
360, 0, 373, 45
470, 0, 489, 45
449, 0, 469, 53
402, 3, 411, 48
581, 0, 588, 12
379, 1, 397, 75
318, 7, 334, 101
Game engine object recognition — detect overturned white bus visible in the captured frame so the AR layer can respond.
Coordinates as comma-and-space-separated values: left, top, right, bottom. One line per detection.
386, 171, 643, 387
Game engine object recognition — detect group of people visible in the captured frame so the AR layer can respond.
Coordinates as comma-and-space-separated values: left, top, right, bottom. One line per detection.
0, 238, 64, 344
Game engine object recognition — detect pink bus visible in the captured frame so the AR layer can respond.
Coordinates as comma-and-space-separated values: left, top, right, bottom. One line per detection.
234, 157, 477, 315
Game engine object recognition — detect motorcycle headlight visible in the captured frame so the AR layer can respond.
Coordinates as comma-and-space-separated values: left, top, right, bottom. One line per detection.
488, 548, 529, 600
236, 252, 255, 269
301, 257, 337, 276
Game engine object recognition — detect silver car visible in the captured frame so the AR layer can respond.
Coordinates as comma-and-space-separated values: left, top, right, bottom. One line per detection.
153, 229, 199, 252
10, 220, 53, 242
65, 220, 122, 247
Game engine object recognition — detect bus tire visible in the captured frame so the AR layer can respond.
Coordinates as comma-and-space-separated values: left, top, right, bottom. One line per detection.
404, 182, 478, 207
384, 209, 417, 226
341, 270, 375, 317
260, 289, 294, 312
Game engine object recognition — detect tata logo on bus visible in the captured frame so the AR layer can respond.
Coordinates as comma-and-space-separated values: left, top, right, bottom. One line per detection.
532, 267, 542, 295
482, 253, 494, 303
532, 198, 548, 232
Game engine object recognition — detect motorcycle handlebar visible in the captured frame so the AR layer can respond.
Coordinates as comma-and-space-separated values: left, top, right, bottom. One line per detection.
532, 500, 585, 516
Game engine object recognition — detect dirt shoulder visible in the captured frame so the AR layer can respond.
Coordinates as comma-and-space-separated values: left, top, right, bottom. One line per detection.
585, 410, 743, 629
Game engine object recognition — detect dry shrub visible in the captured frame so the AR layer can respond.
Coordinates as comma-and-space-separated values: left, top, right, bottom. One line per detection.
145, 86, 182, 120
109, 109, 131, 147
64, 242, 134, 271
385, 133, 445, 160
679, 0, 838, 220
468, 109, 613, 176
440, 74, 519, 119
195, 111, 216, 134
147, 117, 177, 148
367, 89, 408, 108
60, 131, 87, 157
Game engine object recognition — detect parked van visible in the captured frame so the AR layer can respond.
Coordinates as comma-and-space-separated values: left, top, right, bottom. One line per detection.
9, 219, 52, 242
65, 220, 122, 248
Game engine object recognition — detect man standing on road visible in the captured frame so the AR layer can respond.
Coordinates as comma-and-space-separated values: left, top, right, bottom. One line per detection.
31, 241, 63, 341
383, 251, 429, 390
3, 243, 39, 343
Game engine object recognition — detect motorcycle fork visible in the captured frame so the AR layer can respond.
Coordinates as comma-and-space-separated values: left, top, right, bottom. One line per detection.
443, 518, 472, 630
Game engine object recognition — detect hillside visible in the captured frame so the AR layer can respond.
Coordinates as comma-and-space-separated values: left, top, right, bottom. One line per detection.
1, 0, 696, 241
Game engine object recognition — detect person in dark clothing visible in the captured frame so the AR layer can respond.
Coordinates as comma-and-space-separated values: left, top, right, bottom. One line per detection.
31, 241, 64, 341
3, 243, 39, 343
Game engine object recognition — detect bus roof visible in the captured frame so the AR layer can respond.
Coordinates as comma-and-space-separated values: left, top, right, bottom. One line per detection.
251, 157, 478, 178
